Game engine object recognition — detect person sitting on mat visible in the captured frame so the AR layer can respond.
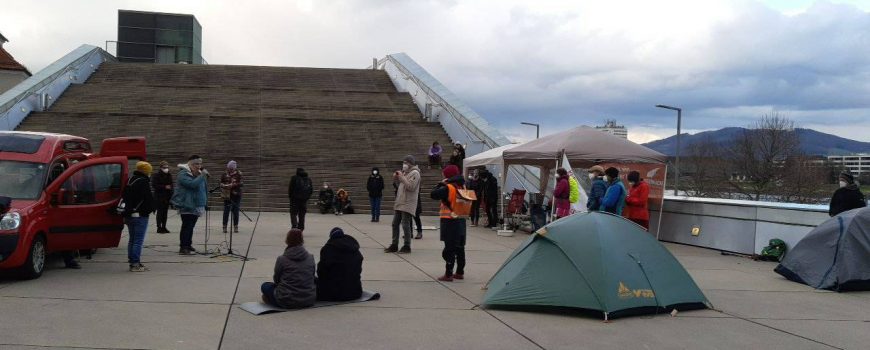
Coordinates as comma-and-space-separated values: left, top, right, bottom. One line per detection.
316, 227, 364, 301
261, 229, 316, 308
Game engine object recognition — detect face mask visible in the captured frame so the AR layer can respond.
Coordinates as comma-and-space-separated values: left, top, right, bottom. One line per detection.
604, 175, 611, 182
588, 173, 595, 180
629, 181, 636, 186
839, 181, 848, 188
162, 168, 169, 173
373, 170, 378, 175
323, 185, 328, 189
402, 164, 409, 171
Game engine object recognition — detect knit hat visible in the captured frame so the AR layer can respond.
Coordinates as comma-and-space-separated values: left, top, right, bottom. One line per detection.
285, 228, 304, 247
442, 164, 460, 179
136, 161, 153, 176
227, 160, 237, 170
403, 155, 416, 165
840, 172, 855, 184
159, 161, 169, 168
588, 165, 605, 175
329, 227, 345, 239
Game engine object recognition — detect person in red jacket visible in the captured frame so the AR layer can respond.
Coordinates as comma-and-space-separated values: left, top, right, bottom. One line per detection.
553, 168, 571, 219
624, 171, 650, 230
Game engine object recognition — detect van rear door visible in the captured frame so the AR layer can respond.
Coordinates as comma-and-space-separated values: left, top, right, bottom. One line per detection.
43, 156, 129, 252
100, 137, 146, 160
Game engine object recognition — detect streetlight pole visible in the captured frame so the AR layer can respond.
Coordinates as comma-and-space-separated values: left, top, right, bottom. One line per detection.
521, 122, 540, 139
655, 105, 682, 196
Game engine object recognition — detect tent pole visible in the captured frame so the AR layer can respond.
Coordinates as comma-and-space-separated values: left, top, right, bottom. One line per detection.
497, 164, 514, 235
655, 164, 668, 240
550, 156, 560, 222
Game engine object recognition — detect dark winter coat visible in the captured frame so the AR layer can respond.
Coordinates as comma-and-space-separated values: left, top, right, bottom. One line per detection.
319, 188, 335, 205
829, 185, 867, 217
587, 177, 608, 212
288, 169, 313, 202
151, 171, 173, 198
316, 235, 363, 301
431, 175, 467, 241
481, 173, 499, 204
367, 168, 385, 198
123, 171, 154, 217
273, 245, 317, 308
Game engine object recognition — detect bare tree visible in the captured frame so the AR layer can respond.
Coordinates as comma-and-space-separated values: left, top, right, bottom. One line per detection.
727, 113, 800, 201
682, 137, 730, 198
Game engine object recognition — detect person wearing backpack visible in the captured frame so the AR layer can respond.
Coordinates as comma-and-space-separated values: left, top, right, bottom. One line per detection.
123, 161, 155, 272
430, 165, 470, 282
600, 167, 627, 215
624, 171, 650, 230
288, 168, 313, 231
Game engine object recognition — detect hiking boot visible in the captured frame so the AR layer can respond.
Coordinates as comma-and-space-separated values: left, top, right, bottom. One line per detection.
187, 246, 197, 252
415, 232, 422, 239
398, 246, 411, 254
65, 260, 82, 269
437, 274, 453, 282
384, 245, 398, 253
179, 248, 193, 255
453, 273, 464, 280
223, 227, 228, 234
130, 264, 149, 272
233, 226, 239, 233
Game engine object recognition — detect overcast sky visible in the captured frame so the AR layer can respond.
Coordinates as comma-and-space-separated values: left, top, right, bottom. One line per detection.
2, 0, 869, 143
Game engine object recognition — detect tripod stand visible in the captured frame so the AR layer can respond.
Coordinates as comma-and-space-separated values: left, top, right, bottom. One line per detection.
208, 185, 252, 260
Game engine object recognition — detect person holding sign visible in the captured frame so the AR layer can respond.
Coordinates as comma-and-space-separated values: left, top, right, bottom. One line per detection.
431, 165, 474, 282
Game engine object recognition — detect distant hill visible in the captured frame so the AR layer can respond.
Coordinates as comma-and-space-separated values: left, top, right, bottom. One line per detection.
643, 128, 870, 156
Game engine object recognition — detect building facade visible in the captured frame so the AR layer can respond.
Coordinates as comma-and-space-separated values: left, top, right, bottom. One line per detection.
0, 32, 31, 94
117, 10, 204, 64
595, 119, 628, 139
827, 154, 870, 176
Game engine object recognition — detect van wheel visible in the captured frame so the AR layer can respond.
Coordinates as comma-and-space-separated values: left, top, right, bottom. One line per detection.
19, 236, 46, 280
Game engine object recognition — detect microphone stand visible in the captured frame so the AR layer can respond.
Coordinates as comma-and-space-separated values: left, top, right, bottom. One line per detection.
209, 184, 251, 261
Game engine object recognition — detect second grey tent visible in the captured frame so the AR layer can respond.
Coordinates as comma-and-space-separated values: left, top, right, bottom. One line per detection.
775, 207, 870, 291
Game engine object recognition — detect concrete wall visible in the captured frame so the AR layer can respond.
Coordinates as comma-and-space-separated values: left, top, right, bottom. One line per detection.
0, 70, 29, 94
651, 196, 830, 255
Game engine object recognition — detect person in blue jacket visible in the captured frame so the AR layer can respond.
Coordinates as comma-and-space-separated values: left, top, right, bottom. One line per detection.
600, 167, 627, 215
586, 165, 608, 212
171, 155, 209, 255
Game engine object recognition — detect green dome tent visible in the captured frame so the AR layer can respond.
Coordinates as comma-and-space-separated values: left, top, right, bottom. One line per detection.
483, 212, 710, 320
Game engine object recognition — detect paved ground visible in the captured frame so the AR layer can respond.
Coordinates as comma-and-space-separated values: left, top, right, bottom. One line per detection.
0, 212, 868, 350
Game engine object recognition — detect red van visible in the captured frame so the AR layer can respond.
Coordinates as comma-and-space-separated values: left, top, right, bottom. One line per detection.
0, 131, 146, 279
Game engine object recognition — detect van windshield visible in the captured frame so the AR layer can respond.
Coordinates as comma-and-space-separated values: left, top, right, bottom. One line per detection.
0, 161, 47, 199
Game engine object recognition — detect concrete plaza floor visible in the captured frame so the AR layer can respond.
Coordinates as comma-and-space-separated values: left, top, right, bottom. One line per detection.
1, 211, 868, 350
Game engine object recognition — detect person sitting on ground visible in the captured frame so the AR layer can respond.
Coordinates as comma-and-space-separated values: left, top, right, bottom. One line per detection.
316, 227, 363, 301
829, 172, 866, 217
624, 170, 650, 230
261, 229, 316, 309
318, 182, 335, 214
600, 167, 628, 215
333, 189, 354, 215
586, 165, 607, 212
428, 141, 443, 169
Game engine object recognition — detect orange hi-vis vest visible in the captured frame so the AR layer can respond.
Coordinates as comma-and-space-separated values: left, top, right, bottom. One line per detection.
440, 183, 474, 219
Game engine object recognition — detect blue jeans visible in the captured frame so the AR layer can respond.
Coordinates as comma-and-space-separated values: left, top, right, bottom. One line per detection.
369, 197, 382, 220
261, 282, 279, 306
126, 216, 149, 265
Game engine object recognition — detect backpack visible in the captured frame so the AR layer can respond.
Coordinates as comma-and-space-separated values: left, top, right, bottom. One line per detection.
447, 184, 476, 218
293, 176, 313, 200
759, 239, 787, 262
568, 176, 580, 204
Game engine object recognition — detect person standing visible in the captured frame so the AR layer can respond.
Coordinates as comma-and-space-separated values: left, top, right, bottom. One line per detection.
586, 165, 607, 212
367, 167, 384, 222
481, 170, 500, 228
430, 165, 467, 282
600, 167, 627, 215
428, 142, 443, 169
624, 171, 651, 230
386, 155, 420, 254
171, 155, 208, 255
448, 144, 466, 169
260, 229, 316, 309
123, 161, 155, 271
553, 168, 571, 219
316, 227, 363, 301
468, 171, 481, 227
220, 160, 243, 234
414, 193, 423, 239
288, 168, 313, 231
151, 161, 173, 234
829, 172, 867, 217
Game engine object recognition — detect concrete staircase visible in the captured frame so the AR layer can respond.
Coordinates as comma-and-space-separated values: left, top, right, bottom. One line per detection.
17, 63, 454, 215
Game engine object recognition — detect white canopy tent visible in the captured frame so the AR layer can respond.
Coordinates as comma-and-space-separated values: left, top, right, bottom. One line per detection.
462, 143, 520, 174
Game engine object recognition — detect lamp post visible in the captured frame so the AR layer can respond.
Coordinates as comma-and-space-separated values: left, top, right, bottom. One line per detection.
655, 104, 682, 196
521, 122, 540, 139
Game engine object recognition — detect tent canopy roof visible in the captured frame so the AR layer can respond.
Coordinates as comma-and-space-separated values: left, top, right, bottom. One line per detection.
463, 143, 520, 171
502, 126, 667, 167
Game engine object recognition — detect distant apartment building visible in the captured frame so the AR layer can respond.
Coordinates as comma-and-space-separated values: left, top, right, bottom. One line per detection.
116, 10, 204, 64
595, 119, 628, 139
827, 154, 870, 176
0, 32, 31, 94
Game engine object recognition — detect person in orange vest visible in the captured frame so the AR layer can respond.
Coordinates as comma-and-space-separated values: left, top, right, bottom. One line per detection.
430, 165, 469, 282
624, 170, 650, 230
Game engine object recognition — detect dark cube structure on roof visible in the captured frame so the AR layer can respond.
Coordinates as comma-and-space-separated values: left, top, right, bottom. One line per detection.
117, 10, 204, 64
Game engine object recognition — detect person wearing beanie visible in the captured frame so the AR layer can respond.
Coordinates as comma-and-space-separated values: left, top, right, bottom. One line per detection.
829, 172, 866, 217
586, 165, 607, 212
624, 171, 651, 230
171, 155, 209, 255
367, 167, 385, 222
151, 161, 174, 234
600, 167, 628, 215
220, 160, 243, 234
261, 229, 316, 308
288, 168, 314, 230
387, 155, 421, 253
123, 161, 155, 272
316, 227, 364, 301
430, 164, 469, 281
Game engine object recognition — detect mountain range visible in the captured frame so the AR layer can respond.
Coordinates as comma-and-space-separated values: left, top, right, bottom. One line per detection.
642, 127, 870, 157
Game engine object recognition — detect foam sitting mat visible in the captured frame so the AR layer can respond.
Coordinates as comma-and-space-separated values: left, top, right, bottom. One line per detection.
240, 290, 381, 315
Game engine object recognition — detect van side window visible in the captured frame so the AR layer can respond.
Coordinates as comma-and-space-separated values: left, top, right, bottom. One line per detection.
47, 162, 67, 187
60, 164, 123, 205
